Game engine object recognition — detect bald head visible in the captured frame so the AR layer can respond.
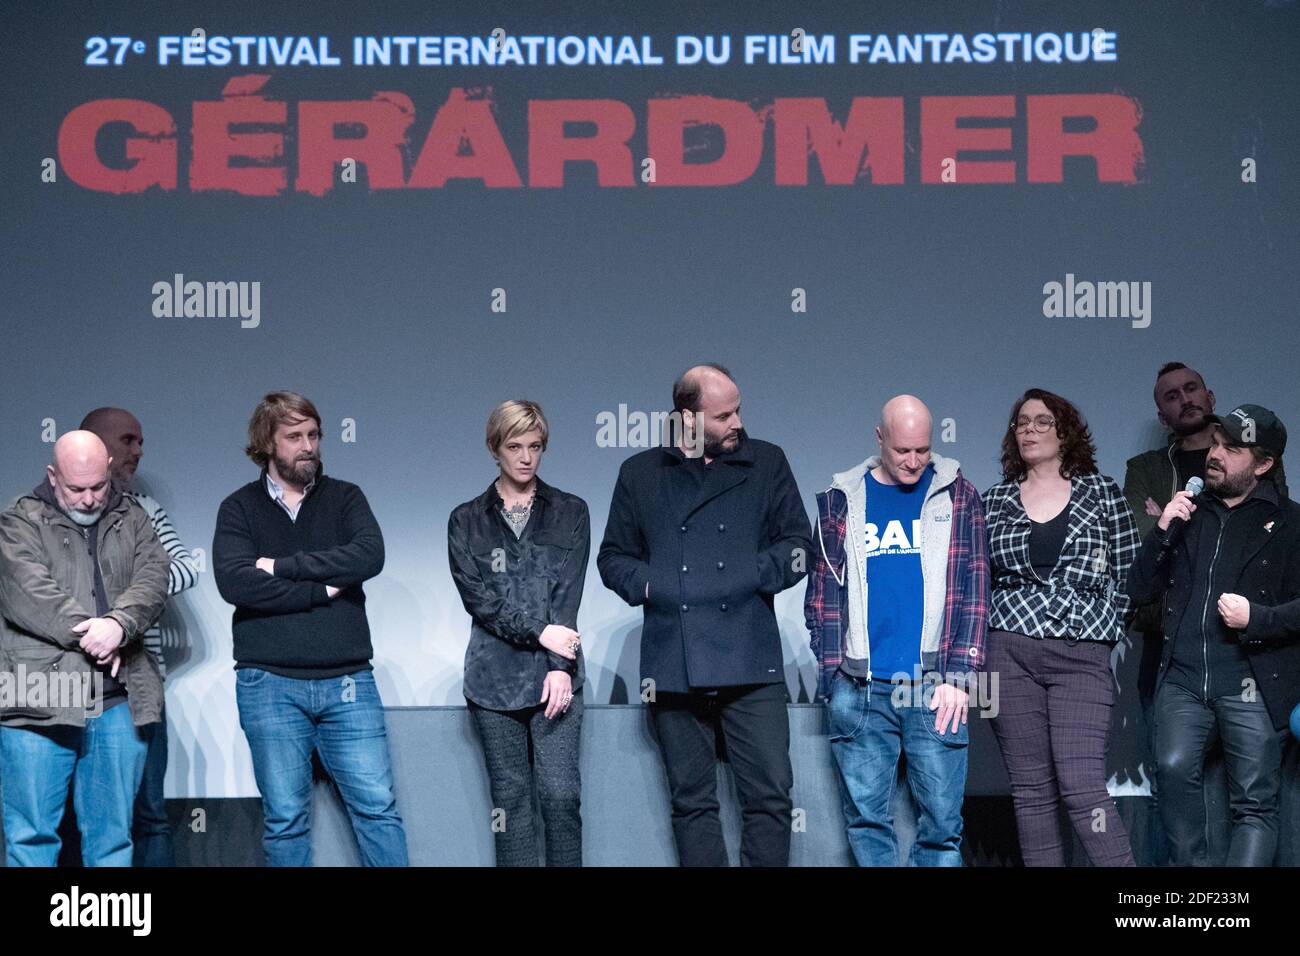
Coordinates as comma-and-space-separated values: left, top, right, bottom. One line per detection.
879, 395, 932, 440
48, 431, 113, 525
81, 406, 143, 485
874, 395, 933, 486
673, 364, 743, 459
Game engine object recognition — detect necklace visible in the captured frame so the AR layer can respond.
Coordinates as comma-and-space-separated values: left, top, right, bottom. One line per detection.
497, 479, 536, 534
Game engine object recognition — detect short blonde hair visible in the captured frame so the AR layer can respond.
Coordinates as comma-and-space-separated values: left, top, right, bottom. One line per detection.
486, 400, 549, 457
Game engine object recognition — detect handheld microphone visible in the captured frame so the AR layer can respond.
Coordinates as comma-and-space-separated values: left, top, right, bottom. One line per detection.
1162, 476, 1204, 544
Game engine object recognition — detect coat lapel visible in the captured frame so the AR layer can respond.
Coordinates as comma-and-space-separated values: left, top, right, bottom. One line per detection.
1240, 502, 1285, 568
679, 463, 749, 523
1060, 476, 1104, 560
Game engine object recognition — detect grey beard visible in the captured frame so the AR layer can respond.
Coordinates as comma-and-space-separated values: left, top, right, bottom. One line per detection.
68, 507, 103, 526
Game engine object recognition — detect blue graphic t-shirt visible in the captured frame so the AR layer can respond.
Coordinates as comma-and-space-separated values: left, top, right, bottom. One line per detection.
865, 464, 933, 680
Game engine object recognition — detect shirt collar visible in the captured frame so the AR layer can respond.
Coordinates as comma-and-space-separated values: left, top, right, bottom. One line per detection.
266, 470, 316, 502
481, 475, 554, 512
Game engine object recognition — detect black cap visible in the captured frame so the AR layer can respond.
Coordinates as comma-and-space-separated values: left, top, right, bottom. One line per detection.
1206, 404, 1287, 456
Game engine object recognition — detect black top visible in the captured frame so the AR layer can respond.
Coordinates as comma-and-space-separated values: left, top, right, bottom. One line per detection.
1173, 446, 1209, 489
1028, 504, 1071, 581
213, 471, 384, 679
448, 477, 589, 711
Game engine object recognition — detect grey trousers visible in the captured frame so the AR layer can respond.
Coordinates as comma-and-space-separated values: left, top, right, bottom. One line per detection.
468, 691, 583, 866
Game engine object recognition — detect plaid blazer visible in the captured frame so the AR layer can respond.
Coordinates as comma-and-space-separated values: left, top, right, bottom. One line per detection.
982, 472, 1141, 643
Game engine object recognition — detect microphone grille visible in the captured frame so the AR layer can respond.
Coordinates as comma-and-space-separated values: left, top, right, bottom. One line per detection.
1186, 476, 1205, 497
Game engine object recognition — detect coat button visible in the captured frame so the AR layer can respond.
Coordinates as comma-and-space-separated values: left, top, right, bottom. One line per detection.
718, 523, 726, 532
717, 561, 725, 570
681, 565, 688, 573
680, 525, 687, 533
681, 604, 689, 612
720, 603, 728, 611
1262, 559, 1269, 566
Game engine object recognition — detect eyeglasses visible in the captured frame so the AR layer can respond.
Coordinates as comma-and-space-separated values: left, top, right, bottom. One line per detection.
1013, 415, 1056, 433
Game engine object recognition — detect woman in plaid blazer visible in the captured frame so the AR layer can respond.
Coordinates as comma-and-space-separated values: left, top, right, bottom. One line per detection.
982, 388, 1142, 866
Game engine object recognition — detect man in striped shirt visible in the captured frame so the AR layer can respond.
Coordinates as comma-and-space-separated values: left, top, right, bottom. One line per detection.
82, 407, 201, 867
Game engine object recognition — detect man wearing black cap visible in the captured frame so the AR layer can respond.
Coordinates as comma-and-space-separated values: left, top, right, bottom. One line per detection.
1129, 404, 1300, 866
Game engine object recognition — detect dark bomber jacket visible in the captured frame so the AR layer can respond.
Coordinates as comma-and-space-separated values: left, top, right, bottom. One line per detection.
1128, 478, 1300, 731
448, 477, 590, 711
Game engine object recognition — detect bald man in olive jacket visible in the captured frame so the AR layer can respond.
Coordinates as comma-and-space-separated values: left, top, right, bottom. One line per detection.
0, 431, 168, 866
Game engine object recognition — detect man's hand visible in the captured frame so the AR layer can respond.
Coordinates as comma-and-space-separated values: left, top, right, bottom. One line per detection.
1144, 496, 1162, 517
539, 624, 580, 660
1218, 593, 1251, 630
73, 617, 125, 663
255, 557, 275, 575
1156, 490, 1197, 533
540, 670, 574, 719
929, 682, 969, 735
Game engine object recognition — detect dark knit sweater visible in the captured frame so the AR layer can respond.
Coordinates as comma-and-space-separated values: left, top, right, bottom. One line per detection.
213, 471, 384, 679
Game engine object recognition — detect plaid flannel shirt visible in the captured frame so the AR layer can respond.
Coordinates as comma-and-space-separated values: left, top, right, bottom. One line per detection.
982, 472, 1141, 643
804, 471, 989, 701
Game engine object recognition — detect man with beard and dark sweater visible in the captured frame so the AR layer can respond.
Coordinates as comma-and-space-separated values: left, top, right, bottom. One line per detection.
213, 391, 407, 866
599, 364, 812, 866
1128, 404, 1300, 866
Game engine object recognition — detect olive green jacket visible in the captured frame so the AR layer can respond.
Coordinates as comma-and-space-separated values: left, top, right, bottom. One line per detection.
0, 480, 168, 728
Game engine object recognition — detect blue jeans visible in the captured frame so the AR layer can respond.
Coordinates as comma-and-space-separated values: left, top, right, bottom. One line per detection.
0, 703, 150, 867
827, 672, 968, 866
132, 713, 174, 866
235, 667, 408, 867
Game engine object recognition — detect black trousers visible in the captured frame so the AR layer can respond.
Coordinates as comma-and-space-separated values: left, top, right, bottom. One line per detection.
1154, 679, 1283, 866
468, 692, 583, 867
648, 681, 793, 867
